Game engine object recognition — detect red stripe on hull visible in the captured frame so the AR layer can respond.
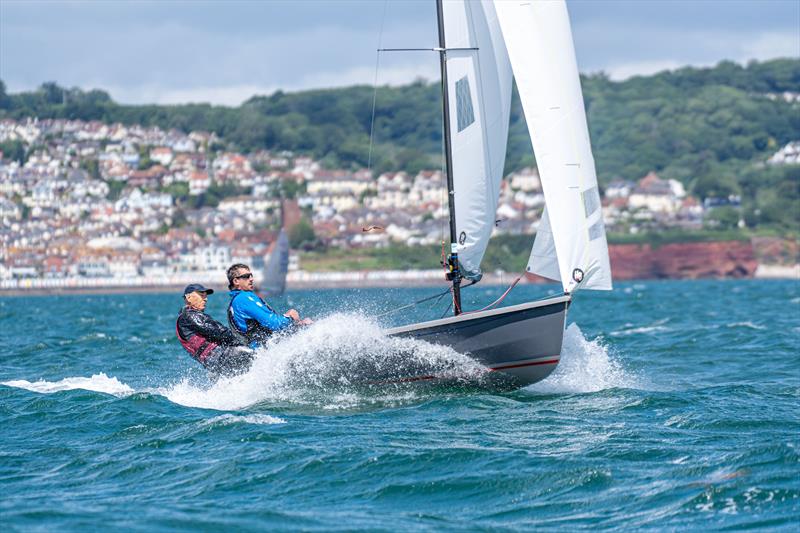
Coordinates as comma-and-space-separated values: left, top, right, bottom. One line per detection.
489, 358, 560, 371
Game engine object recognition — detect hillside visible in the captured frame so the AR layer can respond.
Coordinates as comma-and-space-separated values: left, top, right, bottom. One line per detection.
1, 58, 799, 230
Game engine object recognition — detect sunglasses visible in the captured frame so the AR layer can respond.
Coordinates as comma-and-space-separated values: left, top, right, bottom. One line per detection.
235, 273, 253, 280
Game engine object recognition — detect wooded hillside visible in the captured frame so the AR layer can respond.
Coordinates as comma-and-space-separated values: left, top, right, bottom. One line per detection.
2, 58, 798, 230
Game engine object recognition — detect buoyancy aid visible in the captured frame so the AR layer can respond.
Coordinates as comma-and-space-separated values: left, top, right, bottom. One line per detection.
175, 320, 218, 363
227, 298, 274, 346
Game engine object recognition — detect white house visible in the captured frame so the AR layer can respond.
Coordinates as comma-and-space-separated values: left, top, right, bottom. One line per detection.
628, 172, 679, 214
189, 171, 211, 195
150, 147, 174, 166
767, 141, 800, 166
509, 167, 541, 192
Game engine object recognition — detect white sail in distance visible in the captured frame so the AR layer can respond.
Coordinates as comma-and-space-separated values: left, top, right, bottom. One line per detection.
442, 0, 513, 281
494, 0, 612, 292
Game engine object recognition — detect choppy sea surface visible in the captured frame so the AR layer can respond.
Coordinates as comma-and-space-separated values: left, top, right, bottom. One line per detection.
1, 279, 798, 530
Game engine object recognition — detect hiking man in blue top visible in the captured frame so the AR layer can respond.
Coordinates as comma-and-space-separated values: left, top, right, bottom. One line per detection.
226, 263, 312, 348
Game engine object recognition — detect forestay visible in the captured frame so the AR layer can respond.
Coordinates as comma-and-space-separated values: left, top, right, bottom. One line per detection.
494, 0, 612, 292
442, 0, 512, 281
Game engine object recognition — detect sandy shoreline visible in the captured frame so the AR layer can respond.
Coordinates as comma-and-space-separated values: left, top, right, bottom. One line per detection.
754, 264, 800, 279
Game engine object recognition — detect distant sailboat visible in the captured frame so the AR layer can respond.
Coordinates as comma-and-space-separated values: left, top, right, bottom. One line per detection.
261, 228, 289, 296
386, 0, 612, 388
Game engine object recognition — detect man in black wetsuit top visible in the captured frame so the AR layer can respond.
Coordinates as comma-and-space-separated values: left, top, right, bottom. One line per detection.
175, 283, 253, 376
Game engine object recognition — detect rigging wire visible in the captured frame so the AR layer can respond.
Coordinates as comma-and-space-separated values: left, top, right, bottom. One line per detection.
377, 279, 477, 320
430, 287, 449, 310
366, 0, 389, 175
376, 287, 451, 319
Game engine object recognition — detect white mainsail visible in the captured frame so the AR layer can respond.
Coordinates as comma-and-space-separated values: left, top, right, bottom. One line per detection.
494, 0, 612, 292
442, 0, 512, 281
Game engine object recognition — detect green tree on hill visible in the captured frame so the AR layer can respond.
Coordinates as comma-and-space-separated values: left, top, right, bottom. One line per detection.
0, 139, 26, 164
289, 218, 317, 250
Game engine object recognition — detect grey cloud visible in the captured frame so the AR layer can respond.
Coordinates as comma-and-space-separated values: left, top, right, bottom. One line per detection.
1, 0, 797, 104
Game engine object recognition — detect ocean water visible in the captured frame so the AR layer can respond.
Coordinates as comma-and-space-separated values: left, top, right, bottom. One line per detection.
1, 279, 798, 530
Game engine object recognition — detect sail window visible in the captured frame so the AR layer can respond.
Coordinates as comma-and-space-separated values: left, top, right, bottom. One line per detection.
455, 77, 475, 132
582, 186, 601, 218
588, 220, 605, 241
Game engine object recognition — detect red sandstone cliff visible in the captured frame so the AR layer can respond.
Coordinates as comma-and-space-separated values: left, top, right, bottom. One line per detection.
523, 239, 759, 282
608, 240, 758, 280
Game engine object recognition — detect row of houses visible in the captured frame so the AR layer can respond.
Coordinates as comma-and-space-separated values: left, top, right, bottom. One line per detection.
3, 117, 795, 284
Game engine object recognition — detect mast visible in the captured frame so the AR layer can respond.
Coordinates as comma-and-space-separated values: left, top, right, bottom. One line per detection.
436, 0, 462, 315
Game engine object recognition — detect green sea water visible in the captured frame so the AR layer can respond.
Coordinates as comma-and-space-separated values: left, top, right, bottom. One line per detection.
1, 279, 798, 530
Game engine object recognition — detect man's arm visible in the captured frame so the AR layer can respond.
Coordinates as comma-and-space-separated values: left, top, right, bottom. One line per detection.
237, 294, 293, 331
188, 312, 243, 346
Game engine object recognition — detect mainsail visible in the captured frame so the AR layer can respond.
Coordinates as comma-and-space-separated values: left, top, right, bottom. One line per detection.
494, 0, 612, 292
442, 0, 512, 281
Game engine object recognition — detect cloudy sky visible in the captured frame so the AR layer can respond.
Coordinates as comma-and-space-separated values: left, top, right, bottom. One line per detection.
1, 0, 798, 106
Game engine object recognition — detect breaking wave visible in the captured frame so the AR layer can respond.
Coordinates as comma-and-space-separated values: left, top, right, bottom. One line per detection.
726, 321, 767, 330
2, 373, 134, 397
610, 318, 670, 337
201, 414, 286, 426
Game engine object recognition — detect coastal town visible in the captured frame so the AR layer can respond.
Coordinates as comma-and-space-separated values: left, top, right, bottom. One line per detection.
0, 118, 796, 291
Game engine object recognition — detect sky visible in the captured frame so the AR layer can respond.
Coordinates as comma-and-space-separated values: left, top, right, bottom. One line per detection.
1, 0, 798, 106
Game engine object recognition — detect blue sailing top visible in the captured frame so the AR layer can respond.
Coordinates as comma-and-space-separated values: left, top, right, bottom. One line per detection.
228, 290, 293, 348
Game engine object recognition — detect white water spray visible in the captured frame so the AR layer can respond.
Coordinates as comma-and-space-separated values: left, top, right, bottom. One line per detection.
2, 317, 639, 409
159, 313, 488, 410
529, 323, 639, 394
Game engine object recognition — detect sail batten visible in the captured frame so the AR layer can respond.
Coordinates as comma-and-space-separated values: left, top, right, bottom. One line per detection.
494, 0, 612, 292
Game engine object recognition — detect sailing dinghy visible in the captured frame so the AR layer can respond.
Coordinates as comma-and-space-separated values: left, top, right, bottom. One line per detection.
385, 0, 612, 389
262, 228, 290, 296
